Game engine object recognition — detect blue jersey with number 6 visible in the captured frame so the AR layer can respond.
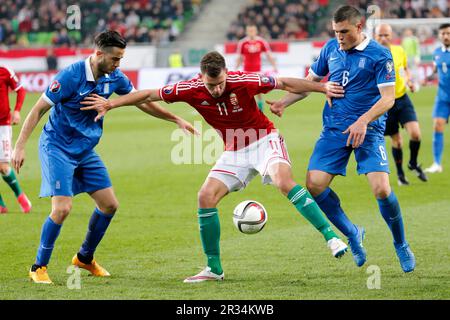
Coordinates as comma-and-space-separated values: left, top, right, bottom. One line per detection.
310, 37, 396, 137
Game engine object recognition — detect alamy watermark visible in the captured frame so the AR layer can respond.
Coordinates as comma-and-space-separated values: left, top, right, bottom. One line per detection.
170, 121, 281, 166
66, 265, 82, 290
66, 5, 81, 30
366, 265, 381, 290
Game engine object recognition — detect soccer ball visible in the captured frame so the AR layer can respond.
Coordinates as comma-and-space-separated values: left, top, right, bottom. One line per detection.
233, 200, 268, 234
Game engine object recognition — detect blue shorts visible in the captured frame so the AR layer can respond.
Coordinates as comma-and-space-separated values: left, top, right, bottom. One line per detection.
432, 99, 450, 121
308, 129, 390, 176
384, 94, 418, 136
39, 143, 112, 197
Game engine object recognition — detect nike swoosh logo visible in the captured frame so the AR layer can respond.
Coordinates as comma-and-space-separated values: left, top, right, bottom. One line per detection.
380, 162, 388, 166
330, 57, 339, 61
79, 90, 91, 96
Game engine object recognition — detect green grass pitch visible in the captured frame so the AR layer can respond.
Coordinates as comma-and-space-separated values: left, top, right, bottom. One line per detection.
0, 87, 449, 299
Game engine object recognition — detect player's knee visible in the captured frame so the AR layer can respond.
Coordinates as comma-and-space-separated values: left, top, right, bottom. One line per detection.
0, 163, 10, 175
373, 185, 391, 199
197, 188, 218, 207
391, 136, 402, 148
51, 204, 72, 223
434, 121, 446, 132
410, 131, 421, 141
306, 179, 325, 197
391, 139, 402, 149
101, 201, 119, 215
274, 179, 296, 196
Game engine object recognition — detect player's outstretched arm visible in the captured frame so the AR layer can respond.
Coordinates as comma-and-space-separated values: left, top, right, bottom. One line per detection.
12, 97, 52, 173
269, 74, 343, 117
80, 89, 161, 121
343, 85, 395, 148
277, 77, 344, 96
136, 101, 199, 136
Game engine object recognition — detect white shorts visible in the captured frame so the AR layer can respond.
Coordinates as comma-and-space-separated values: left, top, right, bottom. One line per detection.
0, 126, 12, 162
208, 132, 291, 192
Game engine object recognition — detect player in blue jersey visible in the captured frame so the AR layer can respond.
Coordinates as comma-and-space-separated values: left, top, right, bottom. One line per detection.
11, 31, 196, 284
424, 23, 450, 174
268, 6, 415, 273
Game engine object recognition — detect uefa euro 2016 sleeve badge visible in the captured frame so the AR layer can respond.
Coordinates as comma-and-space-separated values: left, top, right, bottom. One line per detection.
49, 80, 61, 93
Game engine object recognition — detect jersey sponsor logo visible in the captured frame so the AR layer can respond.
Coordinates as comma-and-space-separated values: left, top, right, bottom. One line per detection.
163, 85, 174, 95
201, 100, 210, 106
49, 80, 61, 93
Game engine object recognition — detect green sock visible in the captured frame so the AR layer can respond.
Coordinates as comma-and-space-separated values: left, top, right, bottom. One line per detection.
0, 193, 5, 207
198, 208, 222, 275
2, 169, 22, 197
288, 185, 338, 241
257, 100, 264, 111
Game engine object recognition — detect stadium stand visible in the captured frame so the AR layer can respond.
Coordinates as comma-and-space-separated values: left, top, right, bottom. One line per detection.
226, 0, 331, 41
0, 0, 207, 47
348, 0, 449, 19
226, 0, 449, 41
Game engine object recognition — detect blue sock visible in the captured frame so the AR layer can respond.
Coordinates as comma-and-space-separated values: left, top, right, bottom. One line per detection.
377, 192, 406, 246
36, 216, 62, 266
79, 208, 114, 261
433, 132, 444, 165
314, 188, 357, 238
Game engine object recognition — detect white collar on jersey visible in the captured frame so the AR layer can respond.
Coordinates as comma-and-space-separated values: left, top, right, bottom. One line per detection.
85, 56, 95, 82
354, 33, 370, 51
85, 55, 110, 82
441, 45, 450, 52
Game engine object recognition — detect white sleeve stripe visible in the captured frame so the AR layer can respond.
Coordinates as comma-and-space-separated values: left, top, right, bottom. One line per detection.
308, 68, 324, 80
377, 82, 395, 87
13, 84, 23, 92
41, 93, 55, 106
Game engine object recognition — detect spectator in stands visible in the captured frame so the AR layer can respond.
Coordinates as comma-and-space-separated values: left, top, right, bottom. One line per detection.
46, 48, 58, 71
227, 0, 326, 40
0, 0, 205, 47
53, 28, 71, 47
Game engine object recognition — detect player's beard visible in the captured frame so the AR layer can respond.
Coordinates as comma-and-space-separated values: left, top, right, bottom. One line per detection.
99, 59, 114, 74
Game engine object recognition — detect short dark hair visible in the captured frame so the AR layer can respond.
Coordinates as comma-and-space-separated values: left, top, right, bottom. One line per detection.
94, 30, 127, 50
439, 23, 450, 30
333, 5, 362, 24
200, 51, 226, 77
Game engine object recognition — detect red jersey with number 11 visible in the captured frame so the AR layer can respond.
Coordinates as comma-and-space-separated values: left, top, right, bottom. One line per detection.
160, 71, 277, 151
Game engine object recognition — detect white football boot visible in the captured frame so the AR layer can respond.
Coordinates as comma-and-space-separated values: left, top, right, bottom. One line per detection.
327, 237, 348, 258
424, 163, 443, 173
183, 266, 224, 283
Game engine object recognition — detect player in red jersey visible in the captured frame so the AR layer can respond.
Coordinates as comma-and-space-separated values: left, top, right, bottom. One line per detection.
81, 51, 348, 282
0, 66, 31, 214
236, 24, 278, 111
